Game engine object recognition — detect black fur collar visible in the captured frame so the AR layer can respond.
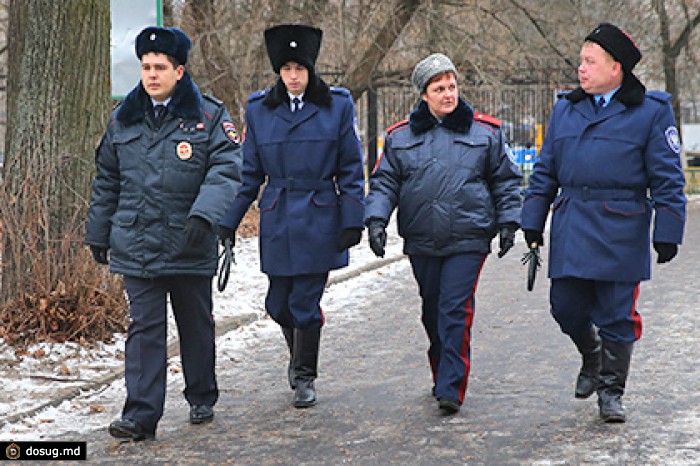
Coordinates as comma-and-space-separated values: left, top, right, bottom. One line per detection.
565, 72, 646, 107
116, 71, 202, 125
409, 97, 473, 135
262, 74, 332, 108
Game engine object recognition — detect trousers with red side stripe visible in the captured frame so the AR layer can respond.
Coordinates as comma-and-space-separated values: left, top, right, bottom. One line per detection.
409, 252, 487, 404
550, 278, 642, 343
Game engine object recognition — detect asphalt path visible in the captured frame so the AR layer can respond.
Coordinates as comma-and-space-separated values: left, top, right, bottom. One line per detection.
50, 200, 700, 465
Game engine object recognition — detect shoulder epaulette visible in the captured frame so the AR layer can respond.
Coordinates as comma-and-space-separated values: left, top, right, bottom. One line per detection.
203, 94, 223, 106
330, 87, 351, 97
386, 119, 409, 135
646, 90, 672, 103
248, 89, 268, 103
473, 112, 502, 128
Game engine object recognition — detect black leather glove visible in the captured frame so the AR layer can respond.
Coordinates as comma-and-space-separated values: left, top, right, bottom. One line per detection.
367, 220, 387, 258
90, 245, 109, 265
498, 225, 517, 258
338, 228, 362, 252
523, 229, 544, 248
654, 242, 678, 264
216, 225, 236, 247
184, 216, 211, 248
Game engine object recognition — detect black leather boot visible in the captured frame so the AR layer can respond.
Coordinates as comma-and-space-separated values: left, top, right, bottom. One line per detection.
293, 328, 320, 408
570, 326, 602, 399
597, 339, 634, 423
281, 327, 296, 390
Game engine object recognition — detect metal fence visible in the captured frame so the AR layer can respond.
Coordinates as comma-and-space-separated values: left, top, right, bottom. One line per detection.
353, 79, 575, 177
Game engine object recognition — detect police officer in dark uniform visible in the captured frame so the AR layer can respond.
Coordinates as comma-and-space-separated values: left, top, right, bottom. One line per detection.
217, 24, 365, 408
521, 23, 686, 423
365, 53, 522, 415
85, 26, 242, 440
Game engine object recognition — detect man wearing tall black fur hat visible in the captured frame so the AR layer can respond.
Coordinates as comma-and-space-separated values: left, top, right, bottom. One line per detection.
521, 23, 686, 423
86, 26, 242, 440
218, 24, 365, 408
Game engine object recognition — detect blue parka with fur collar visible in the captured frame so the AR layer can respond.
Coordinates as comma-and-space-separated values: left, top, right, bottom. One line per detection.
85, 72, 242, 277
366, 98, 522, 256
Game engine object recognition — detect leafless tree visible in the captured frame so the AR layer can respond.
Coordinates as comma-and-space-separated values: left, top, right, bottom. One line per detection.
652, 0, 700, 129
1, 0, 111, 302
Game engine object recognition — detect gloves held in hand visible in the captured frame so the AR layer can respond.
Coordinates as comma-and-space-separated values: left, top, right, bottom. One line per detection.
523, 229, 544, 248
216, 225, 236, 247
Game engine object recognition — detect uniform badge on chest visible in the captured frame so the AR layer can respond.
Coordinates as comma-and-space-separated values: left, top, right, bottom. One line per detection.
177, 141, 193, 160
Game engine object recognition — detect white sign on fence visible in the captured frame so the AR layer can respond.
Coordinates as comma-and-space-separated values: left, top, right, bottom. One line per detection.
111, 0, 163, 99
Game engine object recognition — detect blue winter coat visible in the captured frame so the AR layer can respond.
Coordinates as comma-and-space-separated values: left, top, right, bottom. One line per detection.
365, 99, 523, 256
85, 73, 242, 277
218, 78, 365, 276
521, 85, 686, 282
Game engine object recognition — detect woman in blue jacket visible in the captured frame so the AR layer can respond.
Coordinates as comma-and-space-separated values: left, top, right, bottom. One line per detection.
365, 53, 522, 415
218, 24, 365, 408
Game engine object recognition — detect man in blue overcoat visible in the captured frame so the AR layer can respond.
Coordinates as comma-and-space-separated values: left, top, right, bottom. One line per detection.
521, 23, 686, 423
218, 24, 365, 408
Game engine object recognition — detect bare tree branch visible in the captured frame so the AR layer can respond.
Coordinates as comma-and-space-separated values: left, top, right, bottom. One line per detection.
507, 0, 577, 70
342, 0, 422, 100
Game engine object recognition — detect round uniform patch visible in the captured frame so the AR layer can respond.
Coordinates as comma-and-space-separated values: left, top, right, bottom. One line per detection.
177, 141, 193, 160
665, 126, 681, 154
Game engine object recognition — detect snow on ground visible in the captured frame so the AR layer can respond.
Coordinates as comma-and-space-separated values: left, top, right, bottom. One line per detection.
0, 219, 406, 441
13, 194, 697, 441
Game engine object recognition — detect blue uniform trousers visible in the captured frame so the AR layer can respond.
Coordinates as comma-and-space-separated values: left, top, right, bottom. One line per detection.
265, 273, 328, 330
550, 278, 642, 343
122, 275, 218, 434
409, 253, 486, 403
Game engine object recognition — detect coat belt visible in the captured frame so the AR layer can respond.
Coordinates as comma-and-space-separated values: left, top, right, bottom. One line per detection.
561, 186, 647, 201
267, 178, 336, 191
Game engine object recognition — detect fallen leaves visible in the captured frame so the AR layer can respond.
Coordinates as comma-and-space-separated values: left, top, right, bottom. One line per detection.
0, 281, 129, 349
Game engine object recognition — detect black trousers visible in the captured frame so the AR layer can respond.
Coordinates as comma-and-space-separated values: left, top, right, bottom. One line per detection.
409, 253, 486, 404
265, 273, 328, 330
121, 275, 218, 433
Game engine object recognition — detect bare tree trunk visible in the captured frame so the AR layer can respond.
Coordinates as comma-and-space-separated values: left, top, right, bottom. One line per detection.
342, 0, 422, 100
163, 0, 173, 23
181, 0, 245, 124
1, 0, 110, 303
654, 0, 700, 132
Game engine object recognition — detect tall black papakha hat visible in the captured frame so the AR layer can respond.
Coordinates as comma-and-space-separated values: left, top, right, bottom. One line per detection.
135, 26, 192, 66
585, 23, 641, 73
264, 24, 322, 74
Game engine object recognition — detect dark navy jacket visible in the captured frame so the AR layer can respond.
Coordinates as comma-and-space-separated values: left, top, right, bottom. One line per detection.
365, 98, 522, 256
521, 84, 686, 281
218, 78, 365, 276
85, 72, 242, 277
